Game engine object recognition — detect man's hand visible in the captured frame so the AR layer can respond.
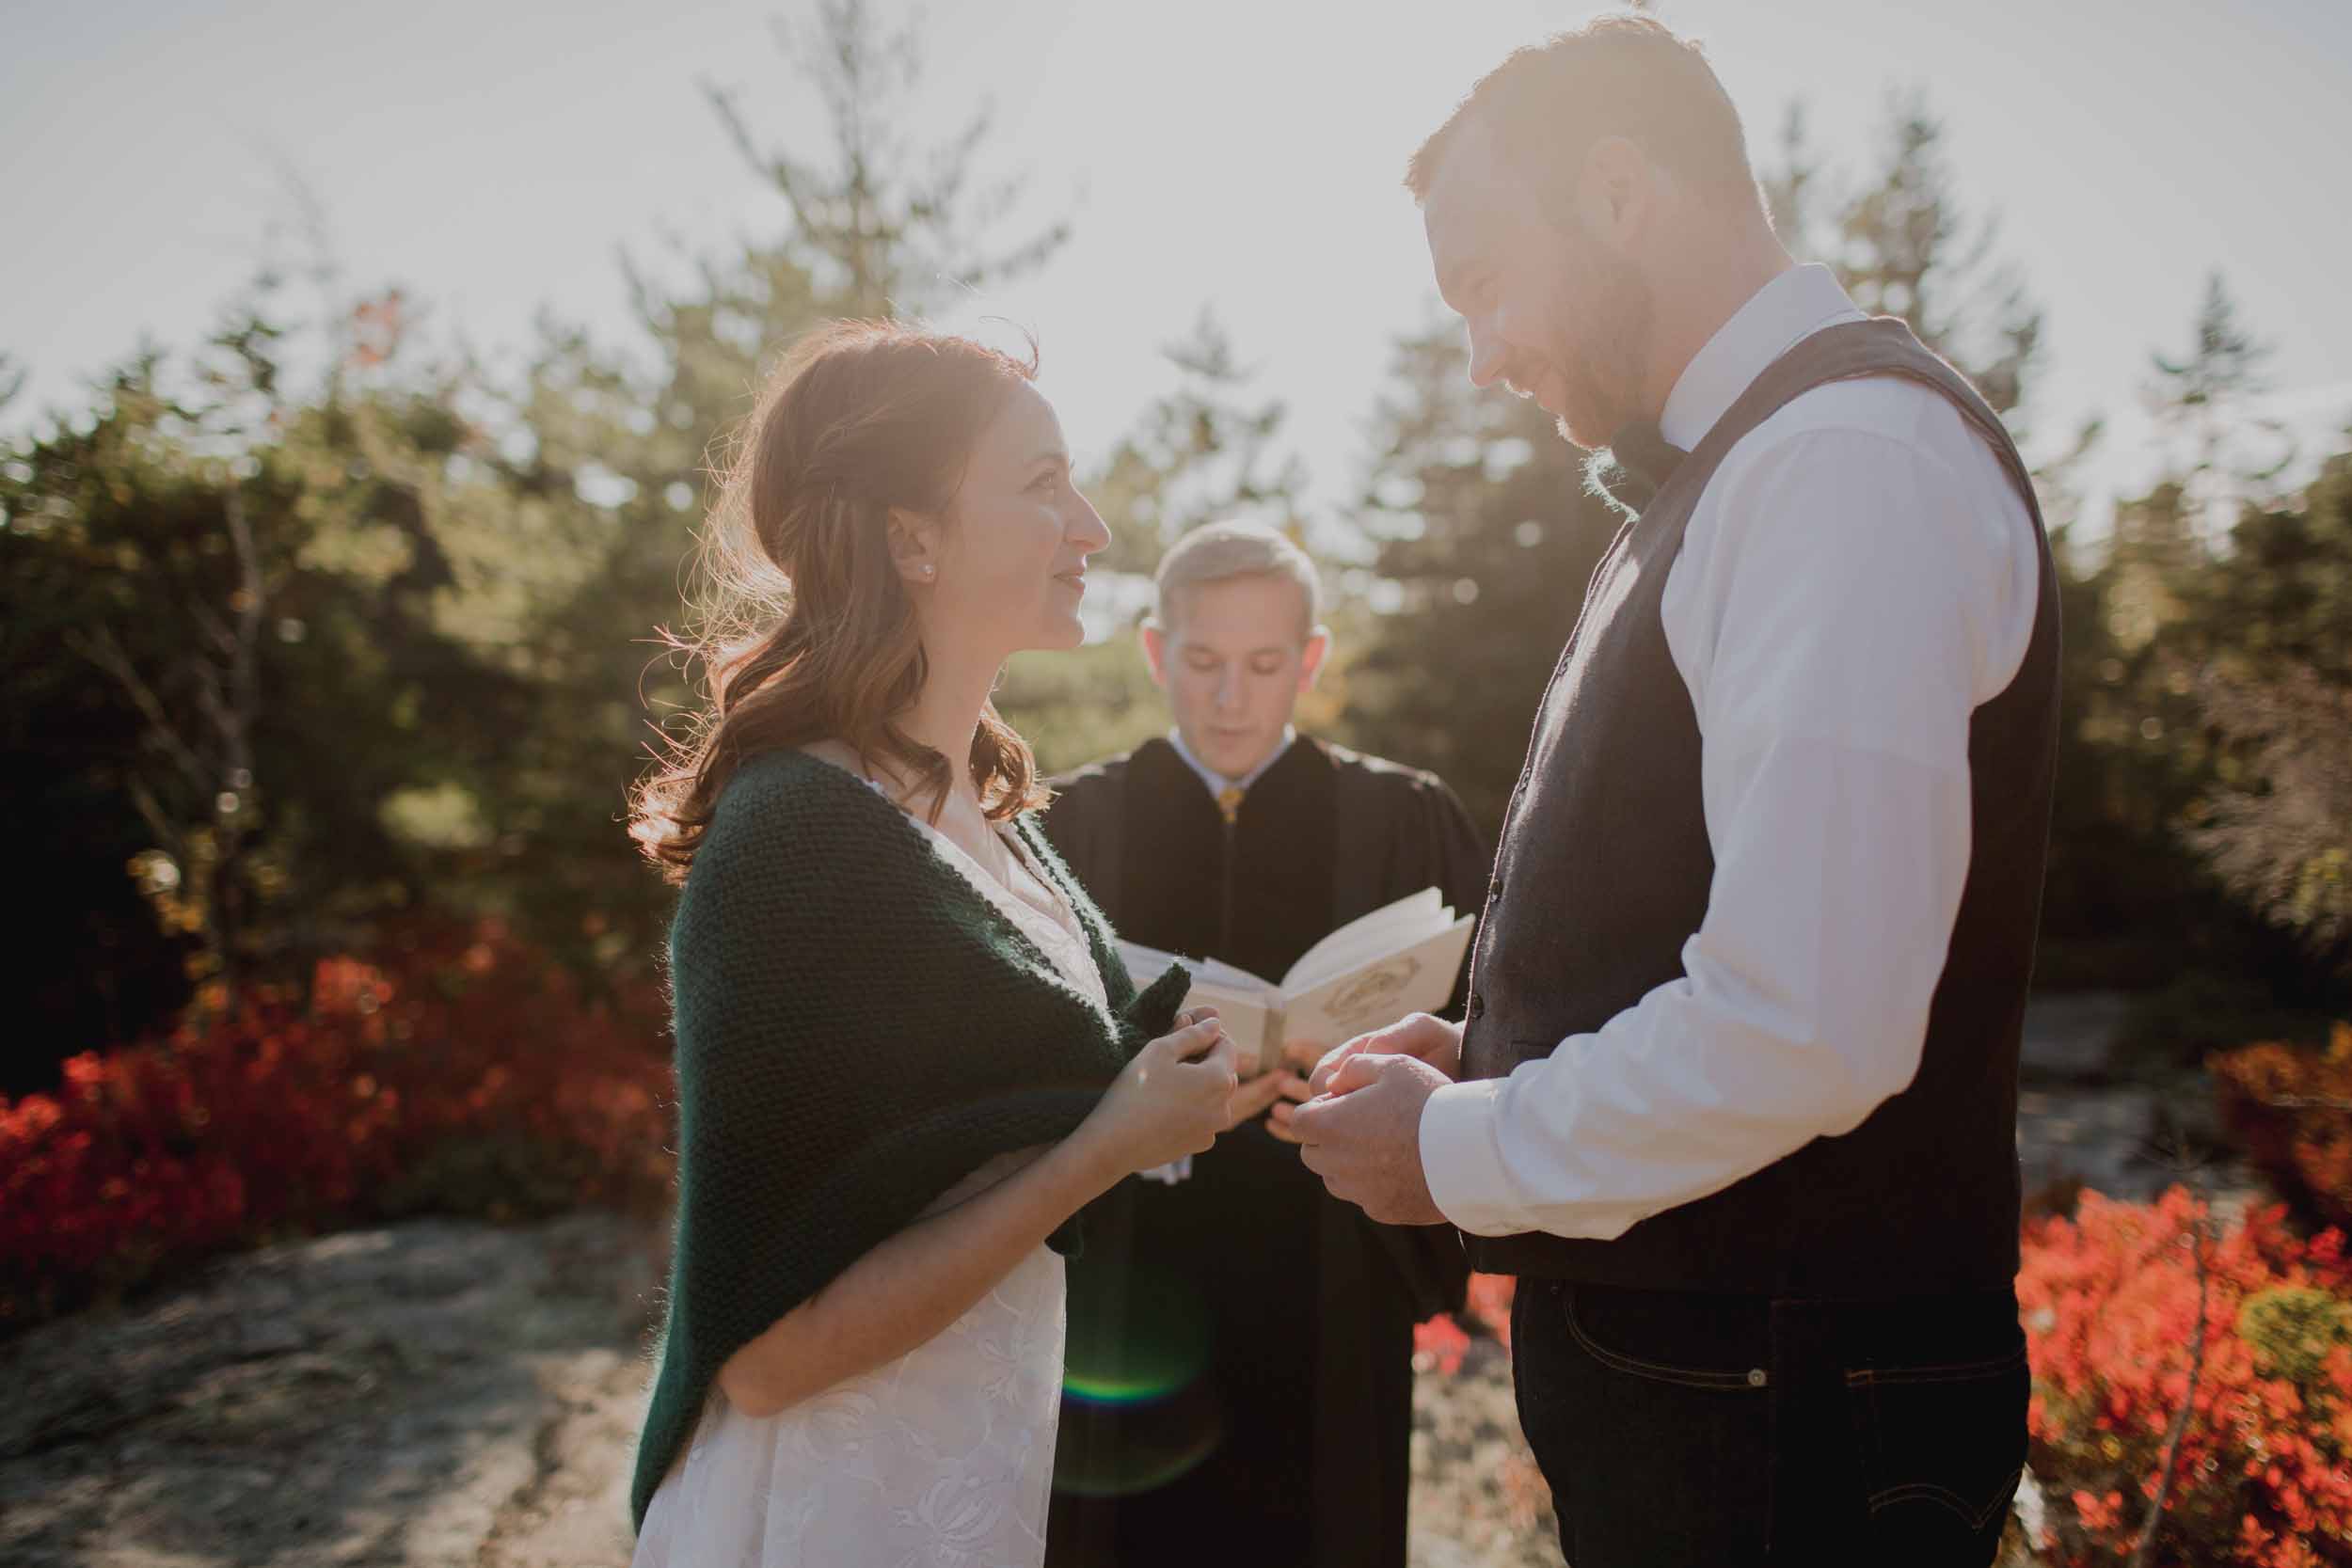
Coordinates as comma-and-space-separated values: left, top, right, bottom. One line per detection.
1224, 1067, 1302, 1129
1261, 1072, 1317, 1143
1287, 1053, 1451, 1226
1307, 1012, 1463, 1098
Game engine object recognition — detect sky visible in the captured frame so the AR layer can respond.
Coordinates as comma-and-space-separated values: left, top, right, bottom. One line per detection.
5, 0, 2349, 537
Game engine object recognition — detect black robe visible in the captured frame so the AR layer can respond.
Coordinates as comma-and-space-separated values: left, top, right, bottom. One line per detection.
1040, 736, 1487, 1568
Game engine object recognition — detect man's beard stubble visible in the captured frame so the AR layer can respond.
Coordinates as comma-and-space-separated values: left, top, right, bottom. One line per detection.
1545, 238, 1654, 451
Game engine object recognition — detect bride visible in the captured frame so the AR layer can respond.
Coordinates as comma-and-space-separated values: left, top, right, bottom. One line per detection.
625, 319, 1241, 1566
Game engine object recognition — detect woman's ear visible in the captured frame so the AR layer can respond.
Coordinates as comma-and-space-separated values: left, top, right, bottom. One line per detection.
887, 507, 941, 587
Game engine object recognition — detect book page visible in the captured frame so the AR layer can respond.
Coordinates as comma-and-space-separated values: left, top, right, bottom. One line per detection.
1281, 914, 1476, 1048
1115, 940, 1279, 1073
1281, 887, 1450, 993
1187, 986, 1276, 1069
1116, 941, 1253, 992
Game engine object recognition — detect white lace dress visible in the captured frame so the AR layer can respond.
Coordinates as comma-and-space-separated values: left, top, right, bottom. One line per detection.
631, 794, 1114, 1568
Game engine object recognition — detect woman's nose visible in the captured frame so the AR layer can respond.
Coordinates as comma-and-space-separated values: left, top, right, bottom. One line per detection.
1072, 492, 1112, 555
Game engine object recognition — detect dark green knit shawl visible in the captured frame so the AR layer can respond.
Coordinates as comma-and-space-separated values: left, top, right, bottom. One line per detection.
629, 747, 1189, 1528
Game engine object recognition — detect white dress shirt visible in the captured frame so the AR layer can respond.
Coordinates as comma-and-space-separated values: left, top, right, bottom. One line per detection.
1167, 725, 1297, 801
1419, 263, 2042, 1242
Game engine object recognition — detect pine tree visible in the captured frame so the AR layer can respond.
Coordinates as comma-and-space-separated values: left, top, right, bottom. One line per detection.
0, 0, 1081, 1068
0, 272, 536, 1086
487, 0, 1074, 976
1339, 315, 1622, 834
2183, 439, 2352, 973
2148, 271, 2296, 538
996, 311, 1316, 776
2191, 658, 2352, 971
704, 5, 1068, 319
1080, 310, 1310, 581
1772, 90, 2049, 429
2042, 276, 2349, 1013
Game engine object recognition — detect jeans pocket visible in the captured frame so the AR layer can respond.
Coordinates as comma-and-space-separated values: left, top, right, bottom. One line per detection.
1848, 1338, 2029, 1558
1560, 1287, 1770, 1392
1526, 1284, 1775, 1567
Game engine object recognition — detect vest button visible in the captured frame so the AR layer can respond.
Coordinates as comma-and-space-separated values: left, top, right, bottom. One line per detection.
1467, 992, 1486, 1020
1746, 1369, 1768, 1387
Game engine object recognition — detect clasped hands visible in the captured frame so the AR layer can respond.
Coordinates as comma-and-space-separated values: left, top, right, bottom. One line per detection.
1263, 1012, 1461, 1227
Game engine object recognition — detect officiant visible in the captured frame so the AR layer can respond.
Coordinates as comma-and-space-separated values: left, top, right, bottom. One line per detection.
1039, 521, 1485, 1568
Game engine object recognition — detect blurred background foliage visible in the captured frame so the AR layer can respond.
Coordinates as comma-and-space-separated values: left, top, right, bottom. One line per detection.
4, 0, 2347, 1101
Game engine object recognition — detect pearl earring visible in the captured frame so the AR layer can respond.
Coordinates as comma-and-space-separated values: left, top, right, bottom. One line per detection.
921, 564, 935, 578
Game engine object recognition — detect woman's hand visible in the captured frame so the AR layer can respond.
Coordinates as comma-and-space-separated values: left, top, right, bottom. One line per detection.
1258, 1073, 1317, 1143
1224, 1067, 1304, 1129
719, 1012, 1231, 1419
1085, 1010, 1238, 1174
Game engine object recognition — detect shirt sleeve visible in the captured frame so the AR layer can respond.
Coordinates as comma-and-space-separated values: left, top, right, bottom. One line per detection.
1419, 421, 2032, 1240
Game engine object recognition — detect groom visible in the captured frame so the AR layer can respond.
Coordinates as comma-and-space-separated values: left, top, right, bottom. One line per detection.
1291, 17, 2058, 1568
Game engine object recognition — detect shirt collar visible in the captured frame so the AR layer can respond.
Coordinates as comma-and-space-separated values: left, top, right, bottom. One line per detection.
1658, 263, 1867, 453
1167, 726, 1296, 802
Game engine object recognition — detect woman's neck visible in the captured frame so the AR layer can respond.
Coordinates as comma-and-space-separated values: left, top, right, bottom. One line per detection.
891, 640, 1002, 806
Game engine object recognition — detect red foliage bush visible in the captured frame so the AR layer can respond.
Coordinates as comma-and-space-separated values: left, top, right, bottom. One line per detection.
2023, 1188, 2352, 1566
1413, 1195, 2352, 1565
21, 931, 2352, 1568
0, 921, 675, 1333
2214, 1025, 2352, 1235
1413, 1271, 1516, 1372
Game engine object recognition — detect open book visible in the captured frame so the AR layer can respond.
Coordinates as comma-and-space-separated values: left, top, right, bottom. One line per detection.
1117, 888, 1477, 1079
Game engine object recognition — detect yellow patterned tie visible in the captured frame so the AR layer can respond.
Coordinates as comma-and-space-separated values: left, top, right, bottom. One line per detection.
1216, 784, 1246, 826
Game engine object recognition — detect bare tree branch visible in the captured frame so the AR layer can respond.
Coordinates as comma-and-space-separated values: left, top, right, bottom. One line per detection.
697, 0, 1068, 314
62, 625, 209, 790
124, 776, 183, 860
2129, 1205, 2212, 1568
66, 477, 269, 995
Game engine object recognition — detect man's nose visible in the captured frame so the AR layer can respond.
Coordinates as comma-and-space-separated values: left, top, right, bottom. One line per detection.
1214, 669, 1242, 709
1466, 320, 1508, 390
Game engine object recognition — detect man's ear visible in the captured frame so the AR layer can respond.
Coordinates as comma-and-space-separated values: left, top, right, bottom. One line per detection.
1580, 135, 1657, 247
1139, 620, 1171, 689
886, 506, 941, 586
1297, 626, 1331, 690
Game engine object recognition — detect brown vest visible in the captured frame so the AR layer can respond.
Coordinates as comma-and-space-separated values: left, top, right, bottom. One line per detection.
1457, 318, 2060, 1297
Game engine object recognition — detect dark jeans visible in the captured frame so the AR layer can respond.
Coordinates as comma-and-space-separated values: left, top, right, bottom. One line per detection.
1510, 1278, 2027, 1568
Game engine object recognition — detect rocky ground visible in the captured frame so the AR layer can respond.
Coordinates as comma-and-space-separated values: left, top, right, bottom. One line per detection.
2014, 990, 2260, 1212
0, 1211, 1559, 1568
0, 1213, 662, 1568
0, 993, 2249, 1567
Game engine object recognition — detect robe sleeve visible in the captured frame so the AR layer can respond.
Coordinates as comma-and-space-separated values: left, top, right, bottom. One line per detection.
1420, 774, 1491, 1022
1413, 775, 1489, 1314
1328, 758, 1488, 1322
1041, 760, 1128, 925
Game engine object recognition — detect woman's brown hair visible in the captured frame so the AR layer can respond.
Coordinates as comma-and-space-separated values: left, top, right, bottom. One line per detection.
629, 319, 1050, 882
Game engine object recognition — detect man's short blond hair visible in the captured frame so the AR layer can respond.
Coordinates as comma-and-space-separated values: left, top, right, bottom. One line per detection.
1406, 15, 1758, 216
1152, 520, 1323, 641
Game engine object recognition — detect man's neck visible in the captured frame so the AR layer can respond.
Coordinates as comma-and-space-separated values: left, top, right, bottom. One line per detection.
1168, 726, 1296, 798
1638, 222, 1796, 422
